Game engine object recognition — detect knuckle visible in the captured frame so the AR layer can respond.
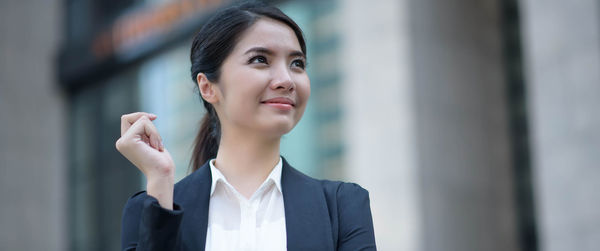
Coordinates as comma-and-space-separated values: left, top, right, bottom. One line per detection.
121, 112, 140, 120
115, 137, 132, 151
115, 138, 123, 150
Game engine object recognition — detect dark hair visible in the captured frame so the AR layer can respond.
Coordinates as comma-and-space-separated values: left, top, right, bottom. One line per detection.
189, 1, 307, 172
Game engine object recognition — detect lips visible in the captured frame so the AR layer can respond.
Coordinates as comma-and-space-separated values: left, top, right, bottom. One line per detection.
261, 97, 295, 111
261, 97, 296, 107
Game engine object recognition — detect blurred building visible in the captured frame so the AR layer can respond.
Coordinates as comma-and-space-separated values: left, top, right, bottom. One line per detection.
1, 0, 599, 251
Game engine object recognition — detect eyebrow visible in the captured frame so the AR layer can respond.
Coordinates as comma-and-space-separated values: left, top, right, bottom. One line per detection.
244, 47, 305, 59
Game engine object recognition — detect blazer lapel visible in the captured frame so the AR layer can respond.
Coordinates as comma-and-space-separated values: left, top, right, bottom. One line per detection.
281, 158, 334, 250
175, 161, 211, 251
176, 158, 335, 250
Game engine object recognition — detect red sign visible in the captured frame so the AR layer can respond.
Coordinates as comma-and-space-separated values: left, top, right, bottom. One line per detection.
92, 0, 226, 59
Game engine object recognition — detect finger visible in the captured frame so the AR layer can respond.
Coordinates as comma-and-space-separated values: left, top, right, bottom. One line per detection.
150, 130, 164, 152
123, 116, 163, 151
120, 112, 157, 135
121, 112, 157, 136
146, 121, 164, 151
141, 134, 151, 146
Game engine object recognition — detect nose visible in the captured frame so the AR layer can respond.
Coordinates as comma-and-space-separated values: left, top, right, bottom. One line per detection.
269, 63, 294, 92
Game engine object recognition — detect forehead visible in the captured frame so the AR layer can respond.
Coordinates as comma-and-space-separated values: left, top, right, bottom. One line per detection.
233, 18, 302, 54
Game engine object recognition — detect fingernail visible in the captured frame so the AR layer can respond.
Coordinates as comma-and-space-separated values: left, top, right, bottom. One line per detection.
159, 141, 164, 151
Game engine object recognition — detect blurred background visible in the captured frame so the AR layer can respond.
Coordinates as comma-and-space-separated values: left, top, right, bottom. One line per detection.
1, 0, 599, 250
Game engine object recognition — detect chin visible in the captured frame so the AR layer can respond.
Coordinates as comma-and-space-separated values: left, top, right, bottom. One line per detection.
260, 120, 296, 137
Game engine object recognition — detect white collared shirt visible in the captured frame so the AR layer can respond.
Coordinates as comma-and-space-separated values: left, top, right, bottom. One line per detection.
204, 158, 287, 251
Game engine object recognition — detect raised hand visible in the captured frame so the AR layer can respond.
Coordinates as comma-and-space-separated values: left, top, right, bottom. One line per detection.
116, 112, 175, 209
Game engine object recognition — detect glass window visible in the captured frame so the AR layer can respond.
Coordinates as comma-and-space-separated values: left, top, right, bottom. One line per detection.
69, 67, 141, 251
279, 0, 342, 179
138, 42, 203, 182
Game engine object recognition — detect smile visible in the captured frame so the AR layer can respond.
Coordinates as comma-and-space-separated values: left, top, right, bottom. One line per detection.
261, 97, 295, 111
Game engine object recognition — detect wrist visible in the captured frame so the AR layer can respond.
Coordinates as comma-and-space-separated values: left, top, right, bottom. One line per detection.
146, 175, 174, 210
144, 160, 175, 180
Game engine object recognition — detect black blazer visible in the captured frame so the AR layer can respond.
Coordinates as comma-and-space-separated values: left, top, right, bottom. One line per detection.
121, 157, 376, 250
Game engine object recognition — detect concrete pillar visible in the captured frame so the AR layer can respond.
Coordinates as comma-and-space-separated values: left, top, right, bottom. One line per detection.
340, 0, 422, 250
340, 0, 519, 250
409, 0, 518, 250
0, 0, 66, 251
520, 0, 600, 250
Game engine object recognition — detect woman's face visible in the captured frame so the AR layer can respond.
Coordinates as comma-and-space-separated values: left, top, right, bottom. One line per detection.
210, 18, 310, 138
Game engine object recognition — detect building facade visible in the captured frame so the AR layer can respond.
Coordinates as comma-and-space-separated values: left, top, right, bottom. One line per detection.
1, 0, 599, 250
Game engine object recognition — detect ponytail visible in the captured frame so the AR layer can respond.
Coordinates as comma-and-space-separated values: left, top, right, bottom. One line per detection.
190, 101, 221, 172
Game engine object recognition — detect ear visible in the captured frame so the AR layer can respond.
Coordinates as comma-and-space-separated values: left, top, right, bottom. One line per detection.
197, 73, 219, 104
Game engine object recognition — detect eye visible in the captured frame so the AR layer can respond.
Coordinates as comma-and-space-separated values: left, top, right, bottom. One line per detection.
248, 55, 268, 64
291, 59, 306, 69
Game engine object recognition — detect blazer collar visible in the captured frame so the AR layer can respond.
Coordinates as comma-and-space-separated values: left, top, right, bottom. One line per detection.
176, 157, 333, 251
208, 157, 284, 196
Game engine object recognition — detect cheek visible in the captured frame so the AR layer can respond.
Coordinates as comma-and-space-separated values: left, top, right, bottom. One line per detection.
223, 69, 261, 104
226, 90, 257, 118
297, 76, 311, 105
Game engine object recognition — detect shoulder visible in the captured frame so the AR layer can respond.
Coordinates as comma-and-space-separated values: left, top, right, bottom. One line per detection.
319, 179, 370, 206
319, 180, 375, 249
290, 168, 370, 208
281, 158, 370, 201
320, 179, 368, 194
296, 174, 375, 248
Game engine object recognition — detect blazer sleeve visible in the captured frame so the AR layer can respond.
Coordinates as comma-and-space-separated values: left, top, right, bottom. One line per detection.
336, 183, 377, 251
121, 191, 184, 251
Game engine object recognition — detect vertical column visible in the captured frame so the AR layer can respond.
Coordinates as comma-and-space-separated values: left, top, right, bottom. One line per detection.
0, 0, 66, 250
339, 0, 422, 250
520, 1, 600, 250
409, 0, 518, 250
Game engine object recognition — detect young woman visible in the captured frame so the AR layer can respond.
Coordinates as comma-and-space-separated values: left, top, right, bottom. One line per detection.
116, 2, 376, 251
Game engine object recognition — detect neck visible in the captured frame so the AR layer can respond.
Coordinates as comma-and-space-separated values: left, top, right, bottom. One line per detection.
214, 128, 281, 199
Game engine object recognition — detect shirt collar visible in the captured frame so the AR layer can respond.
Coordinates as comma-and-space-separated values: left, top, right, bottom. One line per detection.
209, 157, 283, 196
